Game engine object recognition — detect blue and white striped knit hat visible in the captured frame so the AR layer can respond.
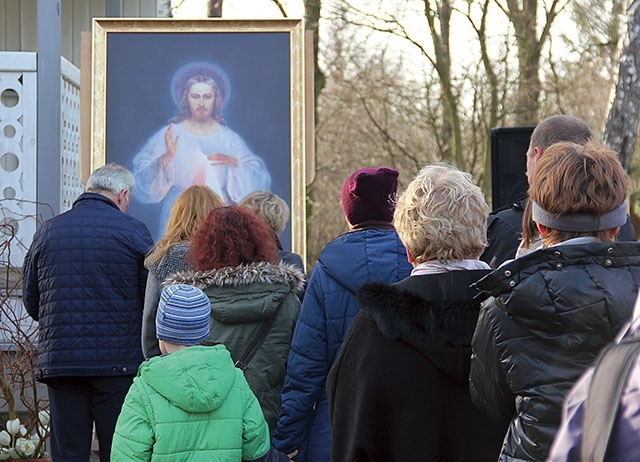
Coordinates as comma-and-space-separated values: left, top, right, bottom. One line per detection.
156, 284, 211, 346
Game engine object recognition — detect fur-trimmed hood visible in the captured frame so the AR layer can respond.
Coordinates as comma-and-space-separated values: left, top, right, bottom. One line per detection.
358, 270, 489, 383
166, 261, 305, 325
165, 261, 306, 294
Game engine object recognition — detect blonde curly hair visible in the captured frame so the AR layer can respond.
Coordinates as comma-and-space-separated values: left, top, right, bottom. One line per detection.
393, 164, 489, 263
240, 191, 290, 234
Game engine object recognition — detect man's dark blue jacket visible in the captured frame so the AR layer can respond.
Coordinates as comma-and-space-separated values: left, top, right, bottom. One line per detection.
22, 192, 153, 380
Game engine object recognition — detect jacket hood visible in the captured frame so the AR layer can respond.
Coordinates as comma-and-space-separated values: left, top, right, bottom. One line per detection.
166, 261, 304, 324
474, 242, 640, 300
318, 228, 410, 294
138, 345, 236, 412
166, 261, 305, 293
473, 242, 640, 346
358, 271, 488, 382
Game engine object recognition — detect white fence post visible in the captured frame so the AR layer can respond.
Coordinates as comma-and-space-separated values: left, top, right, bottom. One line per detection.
0, 52, 38, 267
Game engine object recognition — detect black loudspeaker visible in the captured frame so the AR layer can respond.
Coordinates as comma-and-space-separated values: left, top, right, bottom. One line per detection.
490, 126, 535, 211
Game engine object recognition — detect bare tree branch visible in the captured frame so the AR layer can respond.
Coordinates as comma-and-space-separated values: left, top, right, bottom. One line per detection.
272, 0, 288, 17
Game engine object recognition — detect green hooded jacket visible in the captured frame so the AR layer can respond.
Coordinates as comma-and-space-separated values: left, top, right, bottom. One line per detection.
111, 345, 271, 461
167, 262, 305, 433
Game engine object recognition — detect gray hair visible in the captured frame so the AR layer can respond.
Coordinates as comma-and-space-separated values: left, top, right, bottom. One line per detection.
393, 163, 489, 263
86, 163, 135, 199
240, 191, 289, 234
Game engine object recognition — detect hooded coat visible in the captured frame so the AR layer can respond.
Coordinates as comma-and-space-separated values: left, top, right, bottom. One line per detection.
167, 261, 305, 433
273, 228, 412, 462
470, 242, 640, 461
326, 271, 509, 462
111, 345, 282, 462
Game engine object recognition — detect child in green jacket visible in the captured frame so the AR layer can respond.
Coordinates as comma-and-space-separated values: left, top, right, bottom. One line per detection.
111, 284, 290, 461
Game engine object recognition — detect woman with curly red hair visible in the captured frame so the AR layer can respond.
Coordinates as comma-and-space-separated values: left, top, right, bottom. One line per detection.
167, 206, 305, 435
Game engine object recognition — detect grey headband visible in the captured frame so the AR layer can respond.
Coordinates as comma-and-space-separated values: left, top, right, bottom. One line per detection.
532, 201, 628, 232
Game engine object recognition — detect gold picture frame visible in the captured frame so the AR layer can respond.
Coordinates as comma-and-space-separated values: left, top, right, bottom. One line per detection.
90, 18, 306, 260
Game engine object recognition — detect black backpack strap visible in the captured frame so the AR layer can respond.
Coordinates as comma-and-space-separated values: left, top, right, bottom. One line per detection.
581, 338, 640, 462
234, 296, 287, 371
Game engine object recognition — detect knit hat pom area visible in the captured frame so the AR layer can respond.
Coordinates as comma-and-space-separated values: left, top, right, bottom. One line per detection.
156, 284, 211, 346
341, 167, 399, 225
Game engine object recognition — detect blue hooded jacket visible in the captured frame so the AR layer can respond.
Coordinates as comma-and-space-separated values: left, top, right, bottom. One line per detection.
273, 227, 412, 461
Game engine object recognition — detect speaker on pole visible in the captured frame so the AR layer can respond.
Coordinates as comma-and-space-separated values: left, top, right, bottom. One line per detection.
490, 126, 535, 211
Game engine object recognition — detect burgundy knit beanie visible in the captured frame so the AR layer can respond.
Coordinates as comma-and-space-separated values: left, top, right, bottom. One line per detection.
341, 167, 399, 226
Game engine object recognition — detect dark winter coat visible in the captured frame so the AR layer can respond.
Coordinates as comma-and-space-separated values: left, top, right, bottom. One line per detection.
480, 197, 636, 268
22, 192, 153, 380
470, 242, 640, 461
327, 270, 509, 462
273, 228, 411, 462
480, 198, 527, 268
167, 261, 305, 434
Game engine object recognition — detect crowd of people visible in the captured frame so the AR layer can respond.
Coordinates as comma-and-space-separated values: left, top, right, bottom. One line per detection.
21, 114, 640, 461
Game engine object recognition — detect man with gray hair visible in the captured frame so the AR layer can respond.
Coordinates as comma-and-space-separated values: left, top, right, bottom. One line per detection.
22, 163, 153, 462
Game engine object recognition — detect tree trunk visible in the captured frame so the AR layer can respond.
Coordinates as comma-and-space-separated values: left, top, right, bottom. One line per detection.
156, 0, 172, 17
603, 0, 640, 171
424, 0, 461, 166
503, 0, 563, 125
508, 0, 541, 125
304, 0, 324, 270
208, 0, 223, 17
467, 0, 500, 195
305, 0, 325, 106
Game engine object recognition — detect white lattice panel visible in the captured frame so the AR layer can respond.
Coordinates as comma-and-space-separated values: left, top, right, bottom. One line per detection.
60, 57, 83, 212
0, 52, 37, 267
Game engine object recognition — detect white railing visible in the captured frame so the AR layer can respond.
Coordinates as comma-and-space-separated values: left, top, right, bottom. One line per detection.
60, 57, 84, 212
0, 52, 38, 268
0, 52, 83, 268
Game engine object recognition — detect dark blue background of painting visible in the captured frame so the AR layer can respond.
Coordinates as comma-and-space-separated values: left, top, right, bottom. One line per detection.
105, 31, 292, 248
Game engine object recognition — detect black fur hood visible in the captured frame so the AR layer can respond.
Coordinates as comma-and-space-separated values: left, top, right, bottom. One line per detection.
358, 271, 489, 382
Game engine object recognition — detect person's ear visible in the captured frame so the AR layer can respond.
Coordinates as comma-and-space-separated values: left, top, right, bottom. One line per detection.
533, 146, 543, 160
536, 222, 551, 237
406, 248, 417, 265
606, 226, 621, 240
116, 189, 130, 212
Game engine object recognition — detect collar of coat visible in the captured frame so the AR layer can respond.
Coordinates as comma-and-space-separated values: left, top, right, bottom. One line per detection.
164, 261, 306, 294
474, 241, 640, 300
146, 242, 190, 280
358, 272, 486, 349
357, 273, 488, 381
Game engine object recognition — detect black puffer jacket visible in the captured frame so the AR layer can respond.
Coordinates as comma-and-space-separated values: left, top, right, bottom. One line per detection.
470, 241, 640, 461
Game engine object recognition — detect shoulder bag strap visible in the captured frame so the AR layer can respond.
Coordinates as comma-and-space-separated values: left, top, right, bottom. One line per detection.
234, 296, 287, 371
581, 338, 640, 462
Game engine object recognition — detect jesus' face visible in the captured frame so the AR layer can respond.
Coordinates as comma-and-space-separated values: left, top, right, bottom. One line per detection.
187, 82, 216, 123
